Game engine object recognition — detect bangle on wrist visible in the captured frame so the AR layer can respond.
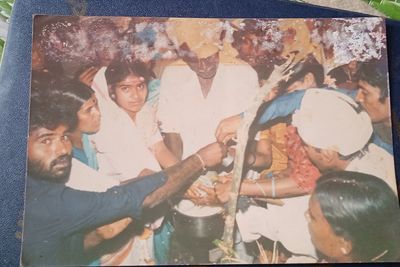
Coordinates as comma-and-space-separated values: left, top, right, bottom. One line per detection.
194, 153, 207, 172
249, 179, 267, 197
255, 180, 267, 197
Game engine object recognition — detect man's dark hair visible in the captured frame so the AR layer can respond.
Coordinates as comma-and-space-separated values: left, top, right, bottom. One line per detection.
29, 72, 92, 133
358, 62, 388, 102
105, 59, 152, 94
315, 171, 400, 262
277, 54, 324, 95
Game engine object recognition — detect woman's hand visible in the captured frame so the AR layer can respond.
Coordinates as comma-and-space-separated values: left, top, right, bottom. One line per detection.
214, 175, 233, 204
184, 183, 220, 206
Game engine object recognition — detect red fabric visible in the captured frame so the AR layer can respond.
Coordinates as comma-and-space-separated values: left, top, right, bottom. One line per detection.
285, 125, 321, 191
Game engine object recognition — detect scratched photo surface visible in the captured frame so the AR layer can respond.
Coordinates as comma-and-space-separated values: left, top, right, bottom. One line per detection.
23, 16, 399, 265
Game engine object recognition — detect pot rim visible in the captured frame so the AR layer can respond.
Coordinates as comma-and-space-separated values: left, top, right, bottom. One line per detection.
173, 207, 225, 219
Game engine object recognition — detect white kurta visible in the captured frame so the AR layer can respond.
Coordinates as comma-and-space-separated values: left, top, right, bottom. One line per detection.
66, 158, 119, 192
88, 67, 163, 266
346, 143, 397, 194
90, 67, 163, 181
157, 63, 259, 158
236, 195, 317, 258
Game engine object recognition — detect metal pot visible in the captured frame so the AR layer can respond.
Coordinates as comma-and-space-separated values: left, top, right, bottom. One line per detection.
172, 208, 225, 240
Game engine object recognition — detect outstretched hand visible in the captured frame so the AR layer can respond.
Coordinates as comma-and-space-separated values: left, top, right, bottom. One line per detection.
196, 142, 227, 168
186, 184, 220, 206
215, 114, 242, 144
214, 54, 298, 144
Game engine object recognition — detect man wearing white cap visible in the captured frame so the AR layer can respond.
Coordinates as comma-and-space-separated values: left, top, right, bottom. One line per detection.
292, 89, 396, 193
216, 88, 397, 261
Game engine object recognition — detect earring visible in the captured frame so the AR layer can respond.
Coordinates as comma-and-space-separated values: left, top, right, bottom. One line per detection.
340, 247, 348, 255
111, 94, 115, 98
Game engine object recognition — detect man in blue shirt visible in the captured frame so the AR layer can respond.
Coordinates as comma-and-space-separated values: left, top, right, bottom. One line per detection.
22, 91, 226, 266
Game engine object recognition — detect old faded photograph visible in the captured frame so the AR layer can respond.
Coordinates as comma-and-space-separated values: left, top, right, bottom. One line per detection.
23, 16, 399, 265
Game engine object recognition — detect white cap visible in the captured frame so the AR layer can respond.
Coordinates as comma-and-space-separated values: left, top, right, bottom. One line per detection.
292, 89, 373, 156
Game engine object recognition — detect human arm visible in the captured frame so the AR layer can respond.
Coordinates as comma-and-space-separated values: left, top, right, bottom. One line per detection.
84, 142, 225, 240
142, 142, 227, 208
162, 132, 183, 160
49, 142, 225, 248
241, 174, 309, 198
77, 66, 99, 87
214, 173, 309, 203
153, 139, 180, 168
157, 66, 184, 158
215, 90, 306, 143
83, 217, 133, 250
83, 169, 157, 250
215, 114, 242, 144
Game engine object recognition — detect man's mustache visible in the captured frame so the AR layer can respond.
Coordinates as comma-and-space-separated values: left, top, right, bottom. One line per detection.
50, 154, 72, 168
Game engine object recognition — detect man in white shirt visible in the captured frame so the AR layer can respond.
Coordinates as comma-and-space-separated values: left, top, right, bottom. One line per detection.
158, 19, 259, 160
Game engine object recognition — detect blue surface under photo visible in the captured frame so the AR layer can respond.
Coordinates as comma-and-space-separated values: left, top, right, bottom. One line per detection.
1, 0, 400, 265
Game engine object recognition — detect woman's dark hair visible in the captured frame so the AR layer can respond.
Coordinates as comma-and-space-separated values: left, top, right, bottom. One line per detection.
30, 72, 94, 133
105, 59, 152, 95
314, 171, 400, 262
54, 79, 95, 119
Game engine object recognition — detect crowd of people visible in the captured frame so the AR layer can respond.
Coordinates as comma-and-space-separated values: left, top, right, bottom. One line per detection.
22, 16, 400, 265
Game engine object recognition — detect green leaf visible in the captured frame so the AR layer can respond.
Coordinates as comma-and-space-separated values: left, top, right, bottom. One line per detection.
370, 1, 400, 20
363, 0, 400, 20
0, 38, 4, 63
0, 2, 12, 13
